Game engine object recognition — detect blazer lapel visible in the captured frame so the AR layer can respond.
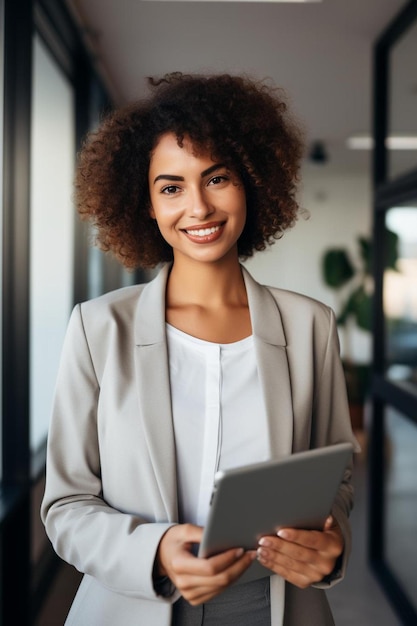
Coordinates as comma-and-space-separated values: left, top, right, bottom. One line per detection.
242, 266, 294, 459
132, 263, 294, 519
134, 264, 178, 520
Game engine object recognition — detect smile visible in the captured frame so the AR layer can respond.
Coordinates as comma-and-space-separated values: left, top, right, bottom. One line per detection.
181, 222, 225, 244
184, 225, 222, 237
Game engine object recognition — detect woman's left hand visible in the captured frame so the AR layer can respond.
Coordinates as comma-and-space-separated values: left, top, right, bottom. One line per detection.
256, 515, 343, 588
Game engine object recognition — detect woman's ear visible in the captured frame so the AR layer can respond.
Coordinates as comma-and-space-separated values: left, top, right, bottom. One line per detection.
148, 205, 156, 219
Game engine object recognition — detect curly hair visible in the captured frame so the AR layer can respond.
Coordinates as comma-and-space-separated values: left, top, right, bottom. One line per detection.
75, 72, 305, 269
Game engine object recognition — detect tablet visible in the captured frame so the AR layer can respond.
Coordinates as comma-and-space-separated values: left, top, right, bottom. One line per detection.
198, 442, 353, 585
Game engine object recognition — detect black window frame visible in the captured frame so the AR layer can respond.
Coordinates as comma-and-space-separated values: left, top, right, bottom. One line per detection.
1, 1, 111, 622
369, 1, 417, 624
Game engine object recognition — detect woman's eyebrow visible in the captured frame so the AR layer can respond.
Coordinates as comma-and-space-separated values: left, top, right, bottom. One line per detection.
200, 164, 225, 178
153, 164, 225, 185
153, 174, 184, 184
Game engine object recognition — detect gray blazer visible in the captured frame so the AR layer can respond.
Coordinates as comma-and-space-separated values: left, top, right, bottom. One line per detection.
41, 264, 359, 625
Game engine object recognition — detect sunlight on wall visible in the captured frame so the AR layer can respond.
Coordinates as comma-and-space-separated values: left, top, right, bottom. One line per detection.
30, 35, 75, 453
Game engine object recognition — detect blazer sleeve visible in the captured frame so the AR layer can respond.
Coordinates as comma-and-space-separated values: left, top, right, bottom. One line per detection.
40, 305, 178, 602
310, 307, 360, 589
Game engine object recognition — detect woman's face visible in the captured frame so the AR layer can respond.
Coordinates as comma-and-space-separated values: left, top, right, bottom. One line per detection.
148, 132, 246, 266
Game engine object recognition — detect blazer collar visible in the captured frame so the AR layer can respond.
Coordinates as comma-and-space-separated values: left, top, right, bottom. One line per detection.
134, 263, 171, 346
241, 266, 293, 458
133, 263, 293, 520
134, 263, 287, 348
241, 265, 286, 347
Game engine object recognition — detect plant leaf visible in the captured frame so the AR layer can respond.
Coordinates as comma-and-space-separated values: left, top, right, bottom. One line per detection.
358, 237, 372, 275
350, 285, 373, 331
337, 285, 373, 331
385, 228, 399, 271
322, 249, 354, 288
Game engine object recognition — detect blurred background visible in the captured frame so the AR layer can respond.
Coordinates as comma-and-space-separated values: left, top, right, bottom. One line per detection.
1, 0, 417, 623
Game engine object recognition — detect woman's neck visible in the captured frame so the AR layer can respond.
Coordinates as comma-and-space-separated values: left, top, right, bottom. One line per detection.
165, 254, 251, 343
167, 254, 247, 309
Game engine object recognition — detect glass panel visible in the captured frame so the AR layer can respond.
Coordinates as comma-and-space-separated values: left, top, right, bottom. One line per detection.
30, 34, 75, 454
384, 203, 417, 388
388, 18, 417, 180
385, 408, 417, 608
0, 0, 4, 481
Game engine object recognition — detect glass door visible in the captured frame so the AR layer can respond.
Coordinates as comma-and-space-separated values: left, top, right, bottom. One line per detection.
370, 2, 417, 623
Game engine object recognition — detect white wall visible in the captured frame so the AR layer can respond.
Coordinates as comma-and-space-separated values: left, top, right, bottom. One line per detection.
244, 164, 373, 362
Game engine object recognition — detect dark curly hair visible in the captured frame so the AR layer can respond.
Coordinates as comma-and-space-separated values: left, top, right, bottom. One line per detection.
75, 72, 305, 269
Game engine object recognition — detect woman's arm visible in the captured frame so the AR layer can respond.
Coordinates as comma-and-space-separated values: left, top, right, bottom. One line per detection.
41, 305, 176, 601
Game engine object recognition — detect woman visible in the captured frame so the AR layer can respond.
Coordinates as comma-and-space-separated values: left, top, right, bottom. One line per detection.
41, 73, 359, 625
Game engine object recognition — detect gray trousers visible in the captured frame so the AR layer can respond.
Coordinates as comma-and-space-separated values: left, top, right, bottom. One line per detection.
171, 577, 271, 625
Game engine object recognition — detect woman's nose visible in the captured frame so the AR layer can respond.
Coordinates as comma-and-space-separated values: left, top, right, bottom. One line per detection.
188, 190, 214, 219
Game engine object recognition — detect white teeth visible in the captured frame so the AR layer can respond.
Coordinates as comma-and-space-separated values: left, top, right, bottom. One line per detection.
186, 225, 221, 237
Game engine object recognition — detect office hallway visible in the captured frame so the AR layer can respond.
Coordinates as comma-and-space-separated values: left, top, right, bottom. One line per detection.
328, 441, 400, 625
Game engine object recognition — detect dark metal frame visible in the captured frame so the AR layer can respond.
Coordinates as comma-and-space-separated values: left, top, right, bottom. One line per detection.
1, 1, 33, 623
370, 1, 417, 624
1, 0, 111, 622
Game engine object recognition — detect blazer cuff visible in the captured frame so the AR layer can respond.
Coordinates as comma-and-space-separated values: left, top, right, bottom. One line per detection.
151, 524, 181, 604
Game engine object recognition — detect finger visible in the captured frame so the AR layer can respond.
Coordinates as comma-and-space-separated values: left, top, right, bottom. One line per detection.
175, 523, 204, 545
277, 528, 326, 548
196, 550, 255, 587
256, 555, 318, 589
177, 551, 256, 605
275, 527, 342, 556
257, 543, 332, 586
174, 546, 247, 577
258, 536, 320, 569
257, 538, 336, 583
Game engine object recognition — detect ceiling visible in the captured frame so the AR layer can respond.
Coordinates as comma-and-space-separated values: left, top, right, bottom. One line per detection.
66, 0, 408, 174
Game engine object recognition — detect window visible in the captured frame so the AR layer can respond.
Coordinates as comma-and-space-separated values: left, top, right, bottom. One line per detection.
30, 33, 75, 456
384, 203, 417, 389
0, 0, 4, 480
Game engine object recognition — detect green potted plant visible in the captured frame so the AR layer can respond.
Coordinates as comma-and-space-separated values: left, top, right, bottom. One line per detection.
322, 231, 398, 430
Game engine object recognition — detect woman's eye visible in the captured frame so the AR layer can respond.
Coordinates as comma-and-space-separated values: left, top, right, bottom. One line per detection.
161, 185, 180, 195
208, 175, 228, 186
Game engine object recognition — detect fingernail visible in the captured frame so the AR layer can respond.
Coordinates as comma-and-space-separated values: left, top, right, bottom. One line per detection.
235, 548, 244, 558
277, 529, 289, 539
258, 537, 270, 547
257, 547, 267, 560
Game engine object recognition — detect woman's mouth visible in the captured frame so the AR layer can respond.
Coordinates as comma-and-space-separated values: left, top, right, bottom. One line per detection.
185, 225, 221, 237
182, 223, 225, 243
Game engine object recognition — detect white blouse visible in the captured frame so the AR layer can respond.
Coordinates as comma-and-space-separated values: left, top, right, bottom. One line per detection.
166, 323, 271, 526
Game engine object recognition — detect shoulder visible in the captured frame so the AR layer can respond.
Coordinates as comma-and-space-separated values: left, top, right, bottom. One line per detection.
242, 266, 336, 344
260, 284, 338, 352
73, 285, 144, 333
78, 265, 169, 322
260, 285, 341, 373
64, 285, 146, 353
79, 283, 146, 318
264, 284, 334, 323
242, 265, 333, 324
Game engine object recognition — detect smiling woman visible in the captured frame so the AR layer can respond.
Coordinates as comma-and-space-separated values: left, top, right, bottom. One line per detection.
41, 72, 359, 626
74, 73, 304, 268
148, 133, 247, 267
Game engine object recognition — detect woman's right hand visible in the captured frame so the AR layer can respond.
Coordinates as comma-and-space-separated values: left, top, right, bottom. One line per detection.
155, 523, 256, 605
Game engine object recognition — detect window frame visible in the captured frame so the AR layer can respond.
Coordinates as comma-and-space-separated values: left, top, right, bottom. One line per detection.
370, 2, 417, 623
